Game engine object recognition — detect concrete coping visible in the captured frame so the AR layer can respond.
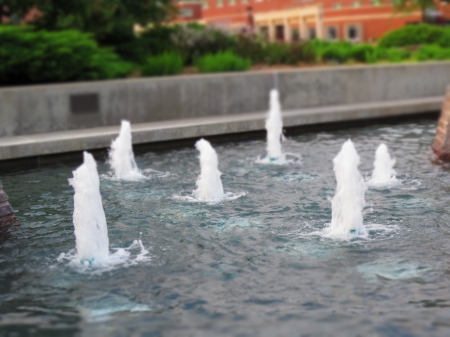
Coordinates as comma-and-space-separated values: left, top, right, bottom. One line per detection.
0, 61, 448, 93
0, 96, 442, 161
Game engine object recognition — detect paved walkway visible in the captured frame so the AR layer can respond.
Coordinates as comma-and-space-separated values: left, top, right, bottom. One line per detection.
0, 96, 441, 161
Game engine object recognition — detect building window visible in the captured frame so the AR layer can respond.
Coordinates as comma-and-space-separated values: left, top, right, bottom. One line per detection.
371, 0, 382, 6
333, 3, 343, 9
327, 26, 338, 40
275, 25, 284, 41
346, 24, 362, 42
352, 1, 361, 7
181, 8, 193, 17
229, 0, 236, 5
309, 27, 316, 40
217, 0, 223, 7
203, 1, 209, 9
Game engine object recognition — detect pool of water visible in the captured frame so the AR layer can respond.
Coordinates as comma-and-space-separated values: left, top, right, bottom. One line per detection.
2, 117, 450, 336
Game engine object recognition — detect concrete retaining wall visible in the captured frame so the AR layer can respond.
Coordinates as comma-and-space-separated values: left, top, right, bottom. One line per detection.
1, 62, 449, 137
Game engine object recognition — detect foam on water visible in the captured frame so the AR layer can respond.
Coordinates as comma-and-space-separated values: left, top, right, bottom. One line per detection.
57, 239, 150, 274
101, 168, 170, 182
367, 143, 400, 188
108, 120, 145, 181
290, 222, 398, 242
357, 259, 433, 283
258, 89, 286, 164
324, 140, 367, 238
69, 152, 110, 263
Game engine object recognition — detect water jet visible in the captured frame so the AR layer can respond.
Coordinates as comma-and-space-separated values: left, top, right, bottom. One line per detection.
109, 120, 144, 180
329, 140, 367, 236
367, 144, 398, 187
192, 139, 225, 202
265, 89, 285, 162
70, 152, 109, 263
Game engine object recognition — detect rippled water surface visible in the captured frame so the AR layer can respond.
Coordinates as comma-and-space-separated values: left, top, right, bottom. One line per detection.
2, 117, 450, 337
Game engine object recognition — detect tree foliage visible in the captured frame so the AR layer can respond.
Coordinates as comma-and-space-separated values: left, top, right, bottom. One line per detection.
0, 0, 175, 41
392, 0, 436, 21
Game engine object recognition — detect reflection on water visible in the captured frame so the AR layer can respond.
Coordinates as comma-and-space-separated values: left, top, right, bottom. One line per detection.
1, 118, 450, 336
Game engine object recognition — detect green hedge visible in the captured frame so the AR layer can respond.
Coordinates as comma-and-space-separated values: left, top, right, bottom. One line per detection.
413, 45, 450, 61
142, 52, 183, 76
0, 26, 133, 85
196, 51, 251, 73
378, 24, 450, 48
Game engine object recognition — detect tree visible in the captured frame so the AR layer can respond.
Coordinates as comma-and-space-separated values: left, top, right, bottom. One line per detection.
0, 0, 34, 22
392, 0, 438, 23
0, 0, 176, 42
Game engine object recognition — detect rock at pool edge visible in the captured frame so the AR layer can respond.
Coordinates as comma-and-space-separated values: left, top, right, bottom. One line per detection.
0, 181, 16, 228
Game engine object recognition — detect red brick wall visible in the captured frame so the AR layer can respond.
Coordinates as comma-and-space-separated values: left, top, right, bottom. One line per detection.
174, 2, 203, 22
199, 0, 429, 41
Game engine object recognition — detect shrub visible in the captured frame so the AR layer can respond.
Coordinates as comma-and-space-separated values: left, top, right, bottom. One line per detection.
0, 26, 133, 85
141, 52, 184, 76
378, 24, 450, 48
385, 48, 411, 62
266, 42, 316, 65
263, 42, 291, 65
316, 41, 353, 63
110, 26, 177, 65
234, 35, 265, 64
413, 45, 450, 61
351, 44, 379, 63
171, 25, 236, 65
196, 51, 251, 73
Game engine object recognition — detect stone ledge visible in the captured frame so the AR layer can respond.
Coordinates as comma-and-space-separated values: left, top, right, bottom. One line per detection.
0, 96, 442, 161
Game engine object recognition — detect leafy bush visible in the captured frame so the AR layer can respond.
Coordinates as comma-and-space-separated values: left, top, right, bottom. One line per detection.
0, 26, 133, 85
171, 25, 236, 65
263, 43, 291, 65
385, 48, 411, 62
141, 52, 184, 76
378, 24, 450, 48
196, 51, 251, 73
351, 44, 380, 63
234, 35, 265, 64
104, 26, 178, 65
413, 45, 450, 61
234, 36, 314, 65
314, 41, 353, 63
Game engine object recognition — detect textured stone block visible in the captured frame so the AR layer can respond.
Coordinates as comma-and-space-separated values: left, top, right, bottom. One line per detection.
432, 87, 450, 160
0, 181, 16, 228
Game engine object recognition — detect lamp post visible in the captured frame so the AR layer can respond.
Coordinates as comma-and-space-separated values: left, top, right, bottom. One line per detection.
246, 6, 254, 35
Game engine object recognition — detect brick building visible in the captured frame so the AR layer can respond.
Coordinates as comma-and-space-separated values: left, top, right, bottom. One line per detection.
176, 0, 450, 42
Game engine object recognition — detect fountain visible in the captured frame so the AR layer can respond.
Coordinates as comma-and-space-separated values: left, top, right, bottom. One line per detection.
0, 180, 16, 228
328, 140, 367, 236
265, 89, 285, 162
109, 120, 144, 180
367, 144, 398, 187
69, 152, 109, 264
192, 139, 225, 202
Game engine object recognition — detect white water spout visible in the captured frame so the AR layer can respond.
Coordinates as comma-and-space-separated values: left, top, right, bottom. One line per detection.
69, 152, 109, 263
368, 144, 397, 187
329, 140, 367, 236
265, 89, 285, 162
109, 120, 143, 181
192, 139, 224, 202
